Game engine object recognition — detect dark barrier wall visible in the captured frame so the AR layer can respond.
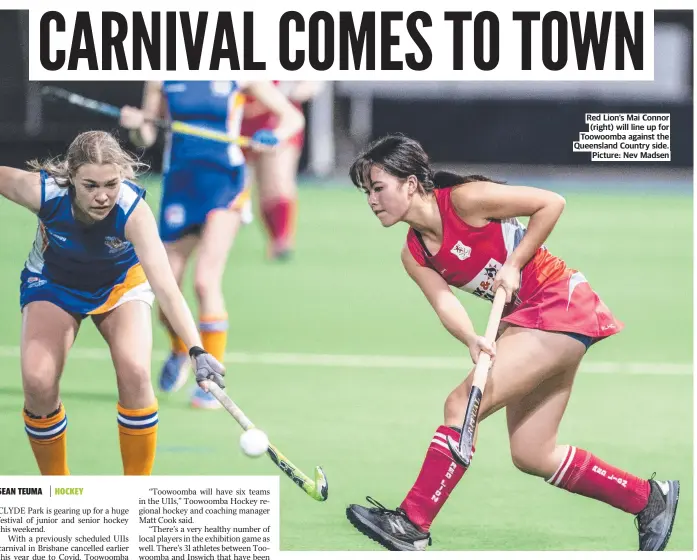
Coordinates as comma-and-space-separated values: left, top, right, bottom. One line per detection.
0, 10, 693, 169
364, 11, 693, 168
371, 98, 693, 167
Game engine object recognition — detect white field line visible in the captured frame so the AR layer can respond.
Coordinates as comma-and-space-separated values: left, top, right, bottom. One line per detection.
0, 346, 691, 375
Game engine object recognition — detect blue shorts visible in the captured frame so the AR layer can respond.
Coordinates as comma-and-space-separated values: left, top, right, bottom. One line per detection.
159, 164, 245, 243
561, 331, 597, 350
19, 265, 154, 318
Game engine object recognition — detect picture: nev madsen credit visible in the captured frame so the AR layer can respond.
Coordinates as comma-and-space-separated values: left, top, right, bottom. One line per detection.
575, 112, 671, 160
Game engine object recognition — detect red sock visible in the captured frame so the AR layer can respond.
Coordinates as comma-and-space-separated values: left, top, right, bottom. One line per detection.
261, 197, 294, 249
549, 446, 650, 514
400, 426, 467, 532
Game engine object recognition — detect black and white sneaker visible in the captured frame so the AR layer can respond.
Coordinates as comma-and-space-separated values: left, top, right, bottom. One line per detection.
346, 497, 432, 551
636, 477, 680, 551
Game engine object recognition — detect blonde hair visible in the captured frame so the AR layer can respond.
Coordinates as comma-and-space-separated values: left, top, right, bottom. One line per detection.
27, 130, 149, 186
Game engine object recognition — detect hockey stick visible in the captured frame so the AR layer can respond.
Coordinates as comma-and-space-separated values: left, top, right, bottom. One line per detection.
206, 383, 328, 502
447, 287, 507, 468
41, 86, 251, 147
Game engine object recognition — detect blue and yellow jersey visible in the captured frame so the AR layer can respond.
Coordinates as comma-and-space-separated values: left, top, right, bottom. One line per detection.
20, 171, 152, 316
158, 80, 248, 242
162, 80, 246, 171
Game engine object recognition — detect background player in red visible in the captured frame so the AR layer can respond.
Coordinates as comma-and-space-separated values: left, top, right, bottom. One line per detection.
241, 81, 325, 260
120, 80, 304, 409
345, 134, 679, 552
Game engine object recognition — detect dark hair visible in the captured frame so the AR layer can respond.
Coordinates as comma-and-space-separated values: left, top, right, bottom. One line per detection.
349, 133, 496, 192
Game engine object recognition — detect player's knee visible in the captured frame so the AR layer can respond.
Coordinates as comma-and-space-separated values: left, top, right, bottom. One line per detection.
115, 362, 154, 406
193, 275, 208, 300
443, 386, 468, 424
21, 366, 60, 406
509, 445, 548, 476
193, 272, 220, 302
116, 361, 151, 389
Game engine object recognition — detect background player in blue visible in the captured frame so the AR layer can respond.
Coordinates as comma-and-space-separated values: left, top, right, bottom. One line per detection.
0, 130, 225, 476
120, 81, 304, 409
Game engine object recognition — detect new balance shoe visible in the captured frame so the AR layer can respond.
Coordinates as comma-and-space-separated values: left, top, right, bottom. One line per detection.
636, 477, 679, 551
346, 497, 431, 551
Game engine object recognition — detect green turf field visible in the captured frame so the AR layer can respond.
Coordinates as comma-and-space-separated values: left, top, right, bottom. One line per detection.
0, 177, 692, 551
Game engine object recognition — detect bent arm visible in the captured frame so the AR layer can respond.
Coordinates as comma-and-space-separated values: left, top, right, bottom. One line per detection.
241, 80, 305, 142
0, 167, 42, 213
125, 200, 202, 350
453, 182, 566, 269
401, 245, 477, 346
128, 81, 163, 148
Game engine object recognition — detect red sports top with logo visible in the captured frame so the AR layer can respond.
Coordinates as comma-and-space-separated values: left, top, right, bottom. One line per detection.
406, 187, 624, 339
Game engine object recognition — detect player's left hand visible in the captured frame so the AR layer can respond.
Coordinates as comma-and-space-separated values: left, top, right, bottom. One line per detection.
250, 129, 280, 152
492, 263, 521, 303
189, 346, 226, 390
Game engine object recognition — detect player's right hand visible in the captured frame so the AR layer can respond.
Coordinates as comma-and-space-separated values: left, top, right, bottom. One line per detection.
189, 346, 226, 389
466, 335, 496, 365
119, 106, 145, 130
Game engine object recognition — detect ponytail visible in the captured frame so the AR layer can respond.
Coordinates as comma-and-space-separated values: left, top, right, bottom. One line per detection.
348, 133, 504, 193
432, 171, 503, 190
432, 171, 466, 189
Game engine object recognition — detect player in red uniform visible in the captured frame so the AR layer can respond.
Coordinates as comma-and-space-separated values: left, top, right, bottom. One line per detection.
241, 81, 325, 260
345, 134, 679, 552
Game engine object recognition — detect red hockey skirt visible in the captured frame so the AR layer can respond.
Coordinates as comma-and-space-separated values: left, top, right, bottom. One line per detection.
500, 269, 624, 346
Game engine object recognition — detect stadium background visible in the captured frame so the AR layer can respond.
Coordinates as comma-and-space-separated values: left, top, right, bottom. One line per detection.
0, 9, 693, 552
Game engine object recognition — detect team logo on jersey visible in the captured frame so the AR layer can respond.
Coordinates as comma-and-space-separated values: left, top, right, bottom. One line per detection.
459, 258, 503, 302
450, 241, 472, 261
26, 276, 47, 289
104, 236, 130, 254
210, 81, 233, 96
164, 83, 187, 93
164, 204, 186, 228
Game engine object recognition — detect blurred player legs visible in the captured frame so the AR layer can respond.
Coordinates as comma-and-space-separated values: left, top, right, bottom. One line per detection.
159, 199, 245, 409
254, 139, 302, 261
241, 81, 322, 261
122, 80, 304, 410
